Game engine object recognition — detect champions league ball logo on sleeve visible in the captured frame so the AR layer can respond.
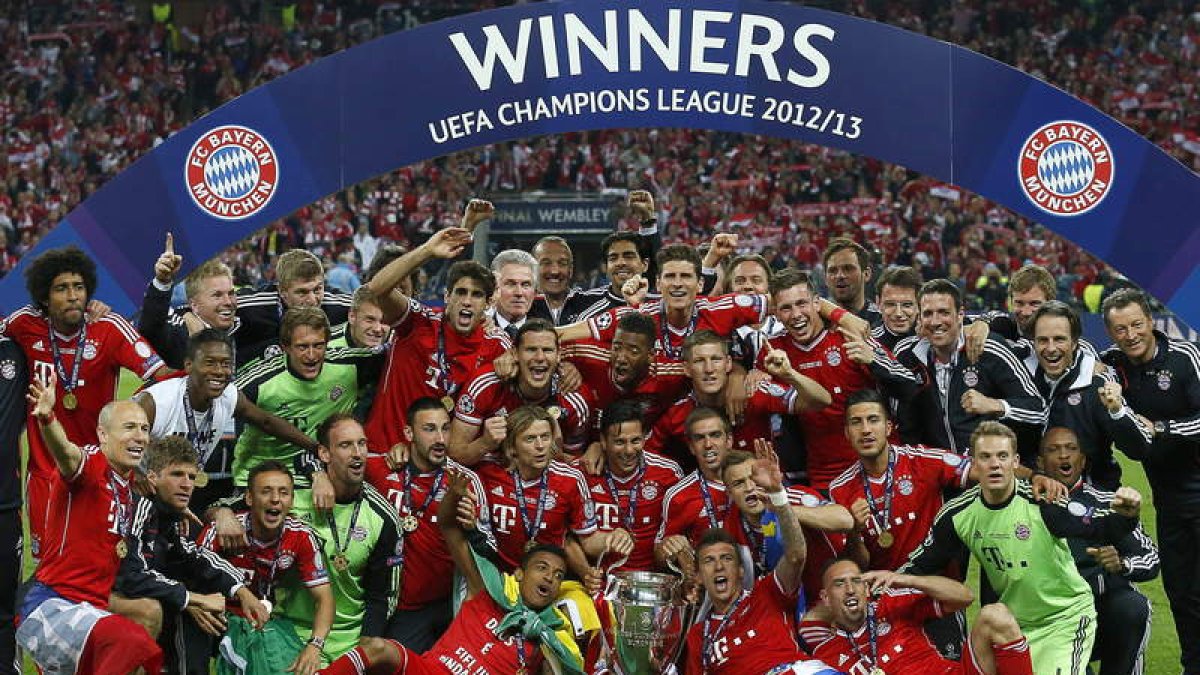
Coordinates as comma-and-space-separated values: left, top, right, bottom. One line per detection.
1018, 120, 1114, 217
186, 125, 279, 221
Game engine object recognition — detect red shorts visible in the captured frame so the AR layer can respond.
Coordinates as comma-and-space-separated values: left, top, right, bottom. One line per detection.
25, 472, 52, 557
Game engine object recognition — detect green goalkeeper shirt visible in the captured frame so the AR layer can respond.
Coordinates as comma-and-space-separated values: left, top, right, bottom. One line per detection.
899, 479, 1137, 628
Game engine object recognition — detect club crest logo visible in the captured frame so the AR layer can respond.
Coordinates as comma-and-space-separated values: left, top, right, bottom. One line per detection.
1014, 522, 1031, 541
1067, 392, 1082, 406
1018, 120, 1113, 217
825, 347, 842, 367
962, 367, 979, 388
640, 483, 658, 500
329, 385, 345, 402
898, 477, 914, 496
185, 125, 279, 221
1157, 370, 1172, 391
277, 553, 295, 570
0, 360, 15, 380
82, 341, 98, 360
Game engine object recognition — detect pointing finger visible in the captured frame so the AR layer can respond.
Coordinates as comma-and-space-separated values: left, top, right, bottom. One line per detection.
165, 232, 174, 255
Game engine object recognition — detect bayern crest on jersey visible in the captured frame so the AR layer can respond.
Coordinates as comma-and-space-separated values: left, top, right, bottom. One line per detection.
185, 125, 279, 221
1018, 120, 1114, 217
897, 477, 914, 496
641, 483, 658, 500
1157, 370, 1172, 391
825, 346, 842, 367
0, 360, 15, 380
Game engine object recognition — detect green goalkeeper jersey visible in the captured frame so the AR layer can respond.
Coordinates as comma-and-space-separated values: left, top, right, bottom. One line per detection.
277, 486, 401, 659
232, 346, 383, 486
899, 479, 1137, 627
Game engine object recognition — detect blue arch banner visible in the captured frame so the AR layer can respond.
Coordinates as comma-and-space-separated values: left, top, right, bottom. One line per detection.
3, 0, 1198, 326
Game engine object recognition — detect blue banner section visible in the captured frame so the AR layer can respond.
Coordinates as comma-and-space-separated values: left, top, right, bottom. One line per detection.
2, 0, 1197, 326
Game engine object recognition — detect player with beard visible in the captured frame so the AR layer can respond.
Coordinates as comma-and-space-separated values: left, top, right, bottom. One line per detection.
199, 460, 333, 675
451, 320, 595, 464
137, 329, 318, 511
899, 422, 1143, 675
17, 380, 163, 674
871, 266, 921, 352
580, 400, 682, 573
725, 253, 784, 369
138, 236, 241, 368
280, 414, 401, 660
764, 269, 920, 489
654, 408, 736, 572
474, 406, 623, 576
722, 443, 854, 600
684, 443, 840, 675
1029, 301, 1152, 490
1037, 426, 1158, 675
805, 558, 1034, 675
4, 246, 166, 558
646, 330, 829, 468
364, 397, 492, 651
363, 201, 511, 454
823, 238, 882, 325
318, 471, 586, 675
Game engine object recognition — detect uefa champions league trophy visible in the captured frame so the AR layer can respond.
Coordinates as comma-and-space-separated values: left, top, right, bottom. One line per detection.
606, 571, 697, 674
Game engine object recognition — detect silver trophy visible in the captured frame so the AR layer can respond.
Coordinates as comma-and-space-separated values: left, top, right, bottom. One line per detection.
606, 571, 697, 674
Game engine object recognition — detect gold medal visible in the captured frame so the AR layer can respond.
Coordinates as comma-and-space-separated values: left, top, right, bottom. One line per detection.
525, 540, 538, 553
545, 406, 561, 420
193, 471, 210, 488
115, 539, 128, 559
440, 396, 455, 411
516, 668, 526, 675
871, 668, 886, 675
62, 392, 78, 410
401, 515, 419, 533
877, 530, 894, 548
332, 554, 350, 572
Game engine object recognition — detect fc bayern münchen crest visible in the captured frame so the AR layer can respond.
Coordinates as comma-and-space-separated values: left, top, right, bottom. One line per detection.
185, 124, 280, 221
329, 385, 345, 402
0, 360, 14, 380
82, 341, 98, 360
897, 477, 914, 496
277, 553, 295, 569
962, 367, 979, 388
1018, 120, 1114, 217
1014, 522, 1031, 541
1067, 392, 1082, 406
825, 347, 842, 367
641, 483, 658, 500
1157, 370, 1172, 391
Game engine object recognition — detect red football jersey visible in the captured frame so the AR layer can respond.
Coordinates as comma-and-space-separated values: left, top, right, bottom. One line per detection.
564, 340, 688, 428
424, 591, 545, 673
198, 513, 328, 617
645, 381, 797, 464
475, 459, 597, 571
656, 472, 729, 544
455, 367, 595, 455
724, 485, 846, 601
34, 446, 133, 608
684, 572, 810, 674
364, 299, 509, 453
579, 453, 683, 573
4, 307, 163, 479
587, 294, 768, 363
759, 329, 881, 489
827, 445, 969, 571
807, 590, 953, 675
364, 456, 490, 609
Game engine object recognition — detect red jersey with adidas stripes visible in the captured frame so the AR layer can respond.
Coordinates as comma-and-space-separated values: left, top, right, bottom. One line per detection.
578, 453, 683, 572
454, 366, 594, 455
645, 381, 799, 465
363, 298, 509, 453
656, 471, 730, 545
475, 458, 597, 572
827, 445, 970, 571
805, 590, 953, 674
586, 294, 768, 363
563, 341, 688, 429
684, 571, 810, 674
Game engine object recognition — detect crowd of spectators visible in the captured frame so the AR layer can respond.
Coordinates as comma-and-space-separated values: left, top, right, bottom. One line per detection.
1, 0, 1196, 311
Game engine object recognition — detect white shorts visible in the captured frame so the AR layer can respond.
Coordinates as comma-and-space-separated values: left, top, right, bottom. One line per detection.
16, 596, 108, 673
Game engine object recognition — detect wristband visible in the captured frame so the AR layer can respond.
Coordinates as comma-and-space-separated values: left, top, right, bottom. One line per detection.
767, 490, 789, 507
829, 307, 848, 324
640, 218, 657, 227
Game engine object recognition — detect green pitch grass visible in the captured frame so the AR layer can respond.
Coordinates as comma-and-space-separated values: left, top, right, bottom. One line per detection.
19, 373, 1184, 671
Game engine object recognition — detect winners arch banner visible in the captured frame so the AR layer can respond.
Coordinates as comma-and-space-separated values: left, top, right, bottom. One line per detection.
2, 0, 1197, 325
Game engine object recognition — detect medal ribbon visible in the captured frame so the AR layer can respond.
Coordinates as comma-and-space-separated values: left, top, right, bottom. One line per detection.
701, 590, 747, 670
49, 321, 87, 396
107, 471, 132, 536
435, 322, 452, 395
603, 462, 644, 532
659, 306, 699, 360
259, 528, 288, 599
402, 465, 444, 529
324, 498, 364, 568
860, 450, 896, 537
697, 474, 722, 529
740, 516, 768, 577
842, 601, 882, 670
182, 387, 217, 465
512, 470, 550, 546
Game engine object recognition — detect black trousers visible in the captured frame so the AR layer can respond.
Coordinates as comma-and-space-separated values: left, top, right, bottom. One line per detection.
384, 599, 453, 653
1092, 582, 1152, 675
0, 509, 18, 675
1157, 506, 1200, 674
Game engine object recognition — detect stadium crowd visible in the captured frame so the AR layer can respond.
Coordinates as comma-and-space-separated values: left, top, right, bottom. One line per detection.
0, 2, 1197, 675
1, 0, 1197, 310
